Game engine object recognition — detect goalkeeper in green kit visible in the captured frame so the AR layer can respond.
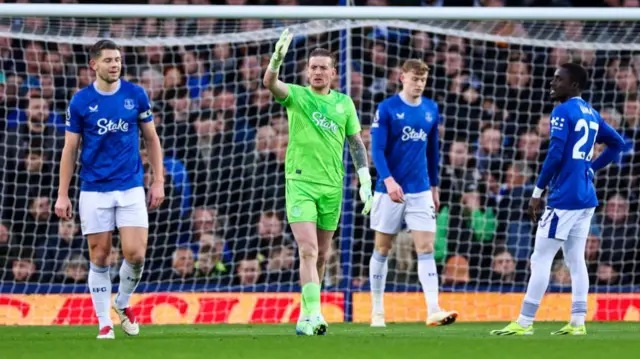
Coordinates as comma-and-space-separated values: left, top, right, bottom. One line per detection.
263, 29, 373, 336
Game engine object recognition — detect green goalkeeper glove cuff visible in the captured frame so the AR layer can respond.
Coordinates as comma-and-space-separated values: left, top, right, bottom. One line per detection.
357, 167, 373, 215
269, 28, 293, 71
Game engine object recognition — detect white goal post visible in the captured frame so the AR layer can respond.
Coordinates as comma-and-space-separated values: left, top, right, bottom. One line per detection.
2, 4, 640, 20
1, 3, 639, 326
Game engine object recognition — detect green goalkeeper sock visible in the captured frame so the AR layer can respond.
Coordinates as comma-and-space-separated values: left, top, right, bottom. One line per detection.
299, 292, 310, 320
302, 283, 321, 316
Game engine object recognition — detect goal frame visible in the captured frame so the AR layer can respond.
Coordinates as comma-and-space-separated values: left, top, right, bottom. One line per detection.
1, 3, 639, 324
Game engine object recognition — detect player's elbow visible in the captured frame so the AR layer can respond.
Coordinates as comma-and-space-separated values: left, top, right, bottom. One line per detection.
262, 72, 274, 89
612, 138, 626, 151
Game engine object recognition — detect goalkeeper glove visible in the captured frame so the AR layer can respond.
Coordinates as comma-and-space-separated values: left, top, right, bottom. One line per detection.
269, 28, 293, 71
357, 168, 373, 215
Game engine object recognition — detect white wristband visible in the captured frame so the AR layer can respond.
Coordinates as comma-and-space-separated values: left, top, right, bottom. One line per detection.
532, 186, 544, 199
357, 167, 371, 182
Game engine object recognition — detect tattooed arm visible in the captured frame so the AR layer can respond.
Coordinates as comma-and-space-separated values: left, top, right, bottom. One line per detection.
347, 133, 369, 172
347, 133, 373, 214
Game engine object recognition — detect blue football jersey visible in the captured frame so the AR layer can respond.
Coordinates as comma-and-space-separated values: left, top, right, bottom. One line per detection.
371, 94, 440, 194
66, 80, 153, 192
537, 97, 625, 210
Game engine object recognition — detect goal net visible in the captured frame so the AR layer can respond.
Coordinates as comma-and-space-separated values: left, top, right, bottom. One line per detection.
1, 10, 639, 326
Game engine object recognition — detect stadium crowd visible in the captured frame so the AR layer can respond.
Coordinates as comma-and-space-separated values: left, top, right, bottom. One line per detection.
0, 0, 639, 291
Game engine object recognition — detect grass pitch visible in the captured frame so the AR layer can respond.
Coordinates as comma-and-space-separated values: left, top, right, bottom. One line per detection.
0, 322, 638, 359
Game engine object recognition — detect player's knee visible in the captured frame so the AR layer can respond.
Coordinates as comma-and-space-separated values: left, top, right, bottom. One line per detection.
298, 242, 319, 261
317, 246, 330, 264
413, 237, 434, 254
411, 230, 435, 254
374, 242, 392, 257
415, 241, 434, 254
374, 232, 393, 256
123, 251, 146, 266
89, 247, 111, 267
564, 254, 585, 273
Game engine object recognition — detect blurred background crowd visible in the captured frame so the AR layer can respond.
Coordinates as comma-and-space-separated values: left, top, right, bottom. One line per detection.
0, 0, 639, 291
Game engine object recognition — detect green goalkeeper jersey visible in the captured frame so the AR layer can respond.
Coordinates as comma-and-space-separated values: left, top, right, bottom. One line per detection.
276, 84, 361, 188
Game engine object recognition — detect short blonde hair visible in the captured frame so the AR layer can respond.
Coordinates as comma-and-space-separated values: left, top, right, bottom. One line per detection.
402, 59, 430, 75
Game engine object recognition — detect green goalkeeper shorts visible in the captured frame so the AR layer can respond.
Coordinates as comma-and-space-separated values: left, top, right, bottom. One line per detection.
285, 179, 343, 231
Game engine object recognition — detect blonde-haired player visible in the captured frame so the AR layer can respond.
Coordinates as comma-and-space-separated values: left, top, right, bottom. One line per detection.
263, 29, 373, 336
369, 59, 458, 328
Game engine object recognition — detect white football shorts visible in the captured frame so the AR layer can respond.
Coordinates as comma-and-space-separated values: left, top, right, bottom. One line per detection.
79, 186, 149, 235
370, 190, 436, 234
536, 206, 596, 241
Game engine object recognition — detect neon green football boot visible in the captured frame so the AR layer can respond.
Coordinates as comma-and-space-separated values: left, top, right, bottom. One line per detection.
295, 318, 314, 336
490, 322, 534, 336
551, 323, 587, 336
311, 314, 328, 336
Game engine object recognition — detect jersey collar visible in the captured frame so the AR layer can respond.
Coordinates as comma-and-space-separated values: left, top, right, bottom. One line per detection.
398, 92, 422, 107
93, 79, 121, 96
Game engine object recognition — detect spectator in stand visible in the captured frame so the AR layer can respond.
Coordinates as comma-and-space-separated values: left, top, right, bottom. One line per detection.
139, 67, 165, 104
0, 24, 15, 72
244, 87, 277, 128
444, 71, 496, 145
194, 109, 248, 211
270, 113, 288, 136
234, 254, 264, 286
163, 65, 185, 91
592, 108, 635, 202
156, 88, 199, 165
5, 248, 40, 283
41, 49, 69, 111
143, 162, 183, 271
265, 244, 297, 284
2, 148, 55, 225
585, 225, 602, 284
432, 45, 469, 102
515, 130, 543, 174
0, 223, 11, 272
210, 42, 237, 86
56, 253, 89, 284
195, 236, 230, 285
439, 138, 481, 206
475, 125, 504, 173
16, 41, 44, 94
350, 71, 375, 125
495, 57, 547, 134
483, 250, 525, 286
107, 245, 122, 282
598, 59, 639, 109
237, 55, 263, 98
497, 161, 534, 261
362, 41, 391, 97
535, 113, 551, 155
439, 181, 497, 281
188, 207, 222, 244
551, 259, 572, 287
2, 73, 27, 114
236, 126, 286, 216
36, 218, 86, 277
162, 247, 196, 283
6, 97, 65, 152
403, 31, 434, 68
229, 210, 288, 265
441, 255, 471, 286
140, 45, 166, 73
598, 193, 639, 284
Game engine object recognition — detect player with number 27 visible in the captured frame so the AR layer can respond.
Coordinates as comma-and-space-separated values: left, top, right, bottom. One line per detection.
491, 63, 625, 336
